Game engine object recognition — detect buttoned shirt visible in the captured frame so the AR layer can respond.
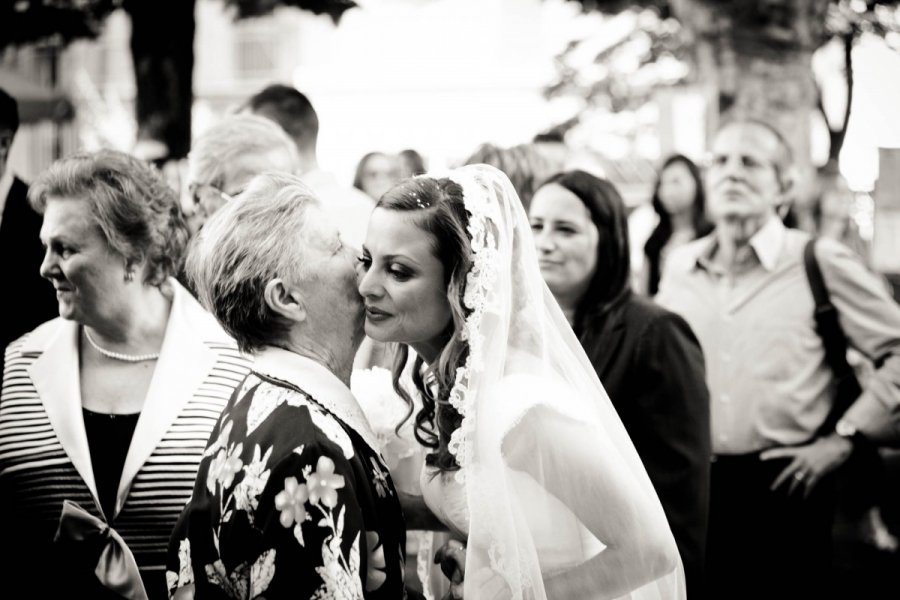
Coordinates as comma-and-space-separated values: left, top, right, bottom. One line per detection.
657, 216, 900, 455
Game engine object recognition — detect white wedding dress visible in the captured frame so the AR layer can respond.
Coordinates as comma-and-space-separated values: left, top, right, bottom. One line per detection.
420, 445, 607, 577
401, 165, 685, 599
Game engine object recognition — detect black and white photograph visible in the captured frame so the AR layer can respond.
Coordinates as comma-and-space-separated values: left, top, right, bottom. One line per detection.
2, 1, 900, 598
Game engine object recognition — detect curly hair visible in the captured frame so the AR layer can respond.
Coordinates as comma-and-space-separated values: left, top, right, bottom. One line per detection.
28, 149, 189, 286
376, 176, 473, 473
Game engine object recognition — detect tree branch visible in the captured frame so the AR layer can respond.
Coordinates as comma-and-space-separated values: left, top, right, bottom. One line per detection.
829, 28, 855, 163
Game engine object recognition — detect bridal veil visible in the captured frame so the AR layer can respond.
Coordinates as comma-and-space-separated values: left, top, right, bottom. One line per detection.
437, 164, 685, 600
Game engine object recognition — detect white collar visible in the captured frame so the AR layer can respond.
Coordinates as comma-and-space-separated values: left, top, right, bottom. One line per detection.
747, 215, 786, 272
253, 346, 379, 451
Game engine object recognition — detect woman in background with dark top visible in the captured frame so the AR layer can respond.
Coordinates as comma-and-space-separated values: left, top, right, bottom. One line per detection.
642, 154, 712, 296
530, 170, 712, 598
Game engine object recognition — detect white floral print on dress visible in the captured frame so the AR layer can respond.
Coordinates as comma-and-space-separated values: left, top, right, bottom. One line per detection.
233, 444, 273, 514
207, 443, 244, 494
309, 407, 356, 460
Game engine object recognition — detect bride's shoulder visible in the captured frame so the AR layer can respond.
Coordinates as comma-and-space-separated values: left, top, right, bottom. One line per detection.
484, 373, 579, 433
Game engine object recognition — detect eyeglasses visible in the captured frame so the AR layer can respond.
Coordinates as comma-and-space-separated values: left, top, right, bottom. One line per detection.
188, 182, 239, 206
700, 151, 787, 190
700, 152, 778, 173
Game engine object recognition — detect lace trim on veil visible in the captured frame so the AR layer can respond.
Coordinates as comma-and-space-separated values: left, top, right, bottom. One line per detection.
440, 167, 537, 596
422, 166, 682, 600
443, 169, 500, 484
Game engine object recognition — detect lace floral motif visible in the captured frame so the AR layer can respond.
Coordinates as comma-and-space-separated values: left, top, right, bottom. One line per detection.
417, 165, 682, 600
445, 170, 502, 484
442, 166, 537, 598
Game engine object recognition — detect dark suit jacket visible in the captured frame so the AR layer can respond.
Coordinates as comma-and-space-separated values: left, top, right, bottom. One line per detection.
580, 294, 711, 597
0, 176, 57, 364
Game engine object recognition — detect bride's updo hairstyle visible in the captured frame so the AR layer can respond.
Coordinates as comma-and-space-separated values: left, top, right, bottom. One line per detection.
375, 176, 472, 473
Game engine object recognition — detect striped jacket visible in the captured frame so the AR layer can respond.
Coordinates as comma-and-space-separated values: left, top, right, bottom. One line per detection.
0, 280, 251, 597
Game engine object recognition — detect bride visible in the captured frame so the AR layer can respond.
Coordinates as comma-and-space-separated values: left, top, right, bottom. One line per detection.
356, 164, 684, 599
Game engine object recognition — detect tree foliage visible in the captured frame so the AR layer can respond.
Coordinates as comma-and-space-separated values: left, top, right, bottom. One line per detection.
548, 0, 900, 162
221, 0, 357, 22
0, 0, 120, 49
0, 0, 357, 50
544, 9, 690, 113
0, 0, 357, 160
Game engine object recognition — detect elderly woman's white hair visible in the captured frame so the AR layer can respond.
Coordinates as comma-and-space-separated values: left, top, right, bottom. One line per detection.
186, 171, 319, 353
189, 114, 301, 189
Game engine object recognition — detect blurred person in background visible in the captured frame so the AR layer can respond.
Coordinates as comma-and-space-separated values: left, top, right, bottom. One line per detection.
353, 151, 401, 202
460, 141, 562, 210
398, 148, 427, 179
0, 87, 58, 369
641, 155, 713, 297
0, 149, 250, 599
790, 169, 897, 554
186, 113, 300, 235
530, 170, 711, 598
814, 170, 871, 266
246, 83, 373, 250
167, 172, 408, 599
657, 119, 900, 599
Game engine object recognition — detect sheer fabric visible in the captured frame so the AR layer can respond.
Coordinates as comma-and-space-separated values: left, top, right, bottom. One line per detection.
424, 164, 685, 599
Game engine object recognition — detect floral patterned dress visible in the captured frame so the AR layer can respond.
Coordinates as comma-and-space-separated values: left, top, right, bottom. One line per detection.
166, 364, 406, 600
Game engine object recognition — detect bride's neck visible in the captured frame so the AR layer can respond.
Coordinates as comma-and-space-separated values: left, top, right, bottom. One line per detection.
412, 331, 451, 366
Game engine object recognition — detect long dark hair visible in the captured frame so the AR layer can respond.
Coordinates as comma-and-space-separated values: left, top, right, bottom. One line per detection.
539, 170, 632, 338
376, 177, 472, 474
643, 154, 712, 295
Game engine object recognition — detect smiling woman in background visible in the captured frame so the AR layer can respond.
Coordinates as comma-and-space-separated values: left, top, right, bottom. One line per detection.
530, 170, 712, 598
0, 149, 250, 599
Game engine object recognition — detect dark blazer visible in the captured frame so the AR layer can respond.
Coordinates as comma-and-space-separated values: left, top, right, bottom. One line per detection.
0, 175, 58, 364
580, 294, 711, 598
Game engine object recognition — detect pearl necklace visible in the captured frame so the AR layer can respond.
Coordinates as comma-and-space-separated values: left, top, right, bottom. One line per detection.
83, 328, 161, 363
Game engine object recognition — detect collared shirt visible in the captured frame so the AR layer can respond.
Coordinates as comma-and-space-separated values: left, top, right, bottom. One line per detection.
300, 168, 375, 252
657, 216, 900, 454
253, 345, 380, 451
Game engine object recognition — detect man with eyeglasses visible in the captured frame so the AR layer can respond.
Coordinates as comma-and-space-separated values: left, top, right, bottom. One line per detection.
185, 113, 301, 234
656, 119, 900, 599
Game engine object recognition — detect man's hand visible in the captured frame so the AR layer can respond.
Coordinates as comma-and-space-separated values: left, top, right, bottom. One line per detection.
760, 434, 854, 498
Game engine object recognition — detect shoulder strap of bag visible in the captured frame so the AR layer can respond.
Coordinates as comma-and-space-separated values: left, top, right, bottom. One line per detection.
803, 238, 861, 434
